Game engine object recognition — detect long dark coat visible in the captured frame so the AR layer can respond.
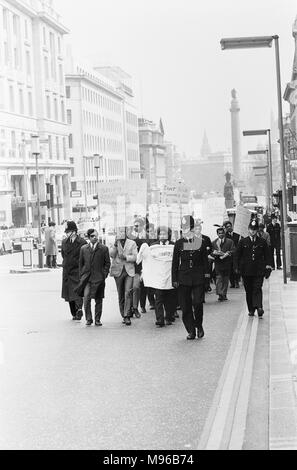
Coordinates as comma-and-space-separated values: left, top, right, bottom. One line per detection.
235, 235, 271, 277
61, 236, 87, 302
75, 243, 111, 298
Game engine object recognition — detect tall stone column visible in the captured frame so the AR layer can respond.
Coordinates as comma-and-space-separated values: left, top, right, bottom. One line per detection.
230, 89, 241, 184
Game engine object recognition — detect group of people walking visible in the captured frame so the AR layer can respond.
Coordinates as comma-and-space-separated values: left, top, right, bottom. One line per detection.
60, 213, 280, 340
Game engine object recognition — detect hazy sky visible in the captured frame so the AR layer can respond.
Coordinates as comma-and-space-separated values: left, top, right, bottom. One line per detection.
57, 0, 297, 157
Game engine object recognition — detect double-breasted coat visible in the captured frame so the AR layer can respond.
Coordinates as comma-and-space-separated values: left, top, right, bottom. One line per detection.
61, 235, 87, 302
235, 235, 271, 277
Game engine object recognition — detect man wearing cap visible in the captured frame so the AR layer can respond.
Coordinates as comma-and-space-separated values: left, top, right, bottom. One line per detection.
235, 219, 272, 318
61, 221, 87, 320
224, 220, 240, 288
172, 215, 209, 340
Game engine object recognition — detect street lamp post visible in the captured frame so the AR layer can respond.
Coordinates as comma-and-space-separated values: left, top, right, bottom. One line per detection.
252, 164, 270, 210
220, 34, 288, 283
94, 154, 103, 235
31, 135, 43, 269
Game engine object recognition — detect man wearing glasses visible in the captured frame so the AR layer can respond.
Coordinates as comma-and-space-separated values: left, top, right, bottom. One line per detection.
77, 229, 111, 326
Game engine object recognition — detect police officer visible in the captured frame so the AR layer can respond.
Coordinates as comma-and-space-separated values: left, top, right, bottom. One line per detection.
235, 219, 272, 318
194, 219, 212, 293
172, 215, 209, 340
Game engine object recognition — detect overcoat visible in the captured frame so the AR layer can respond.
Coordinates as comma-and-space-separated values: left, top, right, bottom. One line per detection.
75, 243, 111, 298
44, 226, 58, 256
61, 235, 87, 302
211, 237, 235, 273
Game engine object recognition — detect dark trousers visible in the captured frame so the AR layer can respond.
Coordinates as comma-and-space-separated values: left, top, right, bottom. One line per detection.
216, 270, 230, 297
132, 273, 141, 309
242, 275, 264, 313
155, 289, 177, 324
271, 245, 281, 269
178, 284, 204, 334
83, 283, 103, 322
114, 269, 133, 318
229, 265, 240, 286
69, 299, 83, 318
140, 284, 155, 309
46, 255, 57, 268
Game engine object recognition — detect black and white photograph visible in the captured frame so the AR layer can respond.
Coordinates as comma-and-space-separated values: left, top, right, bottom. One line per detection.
1, 0, 297, 456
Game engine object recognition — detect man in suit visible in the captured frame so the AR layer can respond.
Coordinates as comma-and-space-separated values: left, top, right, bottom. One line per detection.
224, 220, 240, 288
235, 219, 272, 318
109, 226, 138, 325
61, 221, 87, 320
266, 214, 282, 270
128, 217, 146, 317
78, 229, 110, 326
211, 226, 235, 301
172, 215, 210, 340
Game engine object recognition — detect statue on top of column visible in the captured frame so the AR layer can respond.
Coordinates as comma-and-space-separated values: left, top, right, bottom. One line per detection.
224, 171, 235, 209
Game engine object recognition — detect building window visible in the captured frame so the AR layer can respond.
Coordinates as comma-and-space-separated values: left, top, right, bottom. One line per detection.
56, 137, 60, 159
63, 137, 67, 160
9, 86, 15, 112
67, 109, 72, 124
4, 42, 9, 65
26, 51, 31, 76
49, 32, 56, 80
43, 27, 46, 46
48, 135, 52, 159
14, 47, 19, 69
28, 91, 33, 116
53, 98, 58, 121
13, 14, 19, 36
11, 131, 16, 157
61, 100, 65, 122
19, 89, 24, 114
66, 86, 71, 99
58, 36, 61, 55
44, 56, 49, 80
68, 134, 73, 149
59, 64, 63, 86
3, 8, 8, 30
46, 96, 51, 119
24, 20, 28, 39
0, 129, 6, 157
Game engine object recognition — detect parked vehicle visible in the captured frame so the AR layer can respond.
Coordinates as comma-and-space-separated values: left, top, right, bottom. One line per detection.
0, 230, 13, 254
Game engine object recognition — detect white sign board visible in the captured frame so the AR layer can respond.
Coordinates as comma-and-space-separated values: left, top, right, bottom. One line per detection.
233, 205, 251, 237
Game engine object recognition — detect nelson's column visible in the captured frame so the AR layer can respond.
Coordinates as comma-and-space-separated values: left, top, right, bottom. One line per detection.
230, 89, 242, 185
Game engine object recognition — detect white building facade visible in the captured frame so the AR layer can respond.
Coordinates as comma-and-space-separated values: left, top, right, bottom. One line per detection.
65, 61, 140, 218
0, 0, 71, 227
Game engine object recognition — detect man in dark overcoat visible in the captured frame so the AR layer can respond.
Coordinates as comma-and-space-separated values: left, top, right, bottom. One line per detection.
77, 228, 110, 326
172, 215, 209, 340
61, 221, 87, 320
235, 219, 272, 318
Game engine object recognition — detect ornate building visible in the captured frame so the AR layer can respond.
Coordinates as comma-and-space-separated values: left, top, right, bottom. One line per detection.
0, 0, 71, 227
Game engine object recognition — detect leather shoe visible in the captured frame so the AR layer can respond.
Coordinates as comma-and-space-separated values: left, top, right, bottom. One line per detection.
248, 311, 255, 317
155, 321, 165, 328
197, 326, 204, 339
86, 320, 93, 326
95, 321, 102, 326
124, 317, 131, 326
133, 308, 141, 318
187, 332, 196, 340
165, 320, 173, 325
140, 307, 146, 313
76, 309, 83, 320
174, 312, 179, 318
257, 308, 264, 318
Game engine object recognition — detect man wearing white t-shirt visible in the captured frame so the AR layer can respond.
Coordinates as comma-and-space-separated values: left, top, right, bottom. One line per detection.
137, 226, 176, 327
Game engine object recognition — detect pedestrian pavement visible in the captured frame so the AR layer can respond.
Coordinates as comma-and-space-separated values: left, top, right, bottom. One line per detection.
269, 270, 297, 450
